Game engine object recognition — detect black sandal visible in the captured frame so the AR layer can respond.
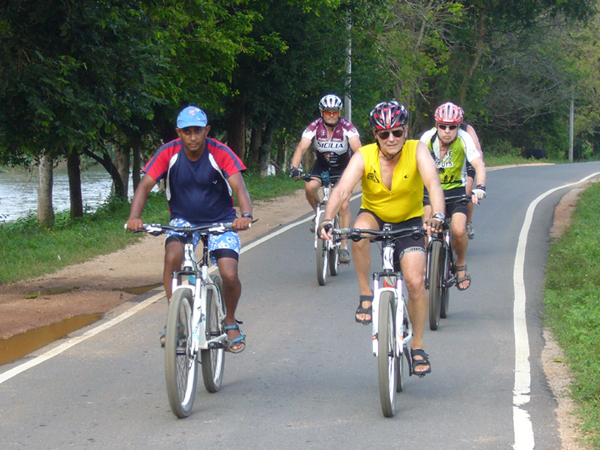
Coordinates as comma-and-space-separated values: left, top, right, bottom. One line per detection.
355, 295, 373, 325
411, 348, 432, 378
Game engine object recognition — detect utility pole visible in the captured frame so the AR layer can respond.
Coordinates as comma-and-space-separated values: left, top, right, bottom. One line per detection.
569, 96, 574, 162
344, 11, 352, 122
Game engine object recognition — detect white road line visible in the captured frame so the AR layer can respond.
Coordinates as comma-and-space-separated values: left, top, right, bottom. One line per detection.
0, 291, 165, 385
512, 172, 600, 449
0, 193, 363, 385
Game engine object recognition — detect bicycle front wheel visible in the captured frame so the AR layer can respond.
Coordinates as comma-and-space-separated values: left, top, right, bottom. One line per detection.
165, 288, 197, 418
316, 215, 329, 286
427, 240, 444, 330
328, 215, 340, 276
201, 276, 226, 393
377, 291, 397, 417
440, 249, 452, 319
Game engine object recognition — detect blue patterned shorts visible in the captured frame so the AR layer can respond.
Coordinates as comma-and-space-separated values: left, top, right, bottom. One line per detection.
167, 218, 241, 266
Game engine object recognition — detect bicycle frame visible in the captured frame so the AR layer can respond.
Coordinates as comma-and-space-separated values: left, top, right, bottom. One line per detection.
371, 230, 412, 359
171, 231, 227, 356
311, 173, 339, 253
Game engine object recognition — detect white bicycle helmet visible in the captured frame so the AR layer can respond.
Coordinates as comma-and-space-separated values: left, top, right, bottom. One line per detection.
319, 94, 343, 111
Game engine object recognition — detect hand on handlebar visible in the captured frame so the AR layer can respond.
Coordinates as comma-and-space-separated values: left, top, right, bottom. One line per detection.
125, 218, 144, 232
471, 184, 486, 204
318, 219, 333, 241
232, 216, 253, 231
289, 167, 302, 179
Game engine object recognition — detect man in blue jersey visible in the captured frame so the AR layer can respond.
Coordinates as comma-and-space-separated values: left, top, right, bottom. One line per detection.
126, 106, 253, 352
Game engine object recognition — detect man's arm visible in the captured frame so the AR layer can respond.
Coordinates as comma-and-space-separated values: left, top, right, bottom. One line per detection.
469, 156, 487, 204
126, 174, 157, 230
416, 141, 445, 219
466, 124, 483, 158
290, 137, 313, 175
320, 151, 365, 240
228, 172, 253, 231
348, 135, 362, 153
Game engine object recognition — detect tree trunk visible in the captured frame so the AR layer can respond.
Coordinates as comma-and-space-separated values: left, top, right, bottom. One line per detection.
131, 138, 142, 193
114, 144, 130, 198
258, 121, 276, 177
227, 94, 247, 160
249, 123, 264, 166
67, 149, 84, 218
83, 148, 126, 200
37, 153, 55, 227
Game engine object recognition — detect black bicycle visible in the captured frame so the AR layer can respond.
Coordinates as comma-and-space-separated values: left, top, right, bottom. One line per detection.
426, 194, 471, 330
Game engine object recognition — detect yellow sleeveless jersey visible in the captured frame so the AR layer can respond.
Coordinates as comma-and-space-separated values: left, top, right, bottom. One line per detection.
359, 141, 424, 223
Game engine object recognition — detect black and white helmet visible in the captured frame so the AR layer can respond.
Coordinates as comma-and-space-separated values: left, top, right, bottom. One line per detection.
319, 94, 343, 111
369, 101, 409, 130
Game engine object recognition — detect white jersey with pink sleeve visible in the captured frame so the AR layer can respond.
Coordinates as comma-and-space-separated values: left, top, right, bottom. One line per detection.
301, 118, 359, 172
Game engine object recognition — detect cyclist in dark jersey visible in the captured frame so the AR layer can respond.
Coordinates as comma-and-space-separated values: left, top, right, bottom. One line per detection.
290, 95, 362, 264
127, 106, 253, 352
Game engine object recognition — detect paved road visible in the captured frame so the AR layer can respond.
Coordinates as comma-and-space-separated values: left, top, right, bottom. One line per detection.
1, 162, 599, 449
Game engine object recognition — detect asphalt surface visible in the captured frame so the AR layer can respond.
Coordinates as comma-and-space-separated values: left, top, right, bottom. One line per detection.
1, 161, 600, 449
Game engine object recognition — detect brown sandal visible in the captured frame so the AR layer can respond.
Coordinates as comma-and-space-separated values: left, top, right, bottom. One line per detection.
455, 265, 471, 291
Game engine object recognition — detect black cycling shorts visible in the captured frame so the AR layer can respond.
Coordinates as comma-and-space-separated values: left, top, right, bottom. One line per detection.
423, 187, 468, 217
356, 211, 425, 271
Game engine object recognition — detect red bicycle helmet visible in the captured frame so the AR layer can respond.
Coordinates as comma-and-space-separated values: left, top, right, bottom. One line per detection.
369, 101, 409, 130
434, 102, 463, 124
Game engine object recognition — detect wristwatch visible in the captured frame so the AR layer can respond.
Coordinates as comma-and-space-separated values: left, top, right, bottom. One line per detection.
432, 213, 445, 223
242, 212, 253, 219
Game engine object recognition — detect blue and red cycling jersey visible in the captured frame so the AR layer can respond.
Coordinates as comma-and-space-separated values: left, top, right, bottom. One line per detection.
143, 138, 246, 225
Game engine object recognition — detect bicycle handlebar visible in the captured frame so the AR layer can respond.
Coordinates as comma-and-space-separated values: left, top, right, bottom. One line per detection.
332, 225, 425, 242
126, 222, 235, 236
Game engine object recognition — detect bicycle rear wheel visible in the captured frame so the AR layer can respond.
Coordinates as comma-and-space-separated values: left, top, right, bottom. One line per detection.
316, 215, 329, 286
328, 215, 340, 276
377, 291, 397, 417
427, 240, 444, 330
440, 248, 452, 319
165, 288, 197, 418
201, 275, 225, 393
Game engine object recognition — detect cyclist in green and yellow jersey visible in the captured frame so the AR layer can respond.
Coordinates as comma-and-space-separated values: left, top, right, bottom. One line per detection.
420, 102, 486, 291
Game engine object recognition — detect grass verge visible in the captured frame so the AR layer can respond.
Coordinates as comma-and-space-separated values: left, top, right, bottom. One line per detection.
544, 181, 600, 447
0, 173, 299, 284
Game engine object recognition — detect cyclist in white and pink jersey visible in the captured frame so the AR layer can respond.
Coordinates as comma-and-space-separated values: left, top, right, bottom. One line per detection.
289, 94, 362, 264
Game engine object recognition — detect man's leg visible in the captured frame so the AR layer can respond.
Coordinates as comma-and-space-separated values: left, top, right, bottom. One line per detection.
163, 240, 184, 301
305, 178, 321, 212
351, 212, 378, 321
451, 212, 470, 290
305, 178, 321, 232
465, 176, 475, 238
217, 256, 245, 352
400, 250, 430, 373
339, 198, 352, 262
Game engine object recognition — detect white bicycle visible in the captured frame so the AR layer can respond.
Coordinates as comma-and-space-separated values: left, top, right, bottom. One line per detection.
300, 172, 342, 286
134, 222, 233, 418
334, 224, 425, 417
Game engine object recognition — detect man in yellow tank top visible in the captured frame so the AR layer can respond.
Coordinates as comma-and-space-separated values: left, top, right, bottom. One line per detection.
319, 101, 445, 376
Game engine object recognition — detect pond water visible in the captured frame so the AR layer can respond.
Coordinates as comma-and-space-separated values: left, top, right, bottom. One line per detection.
0, 166, 137, 222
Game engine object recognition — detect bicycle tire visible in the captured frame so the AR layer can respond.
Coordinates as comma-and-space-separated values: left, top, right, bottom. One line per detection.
165, 288, 197, 418
440, 246, 452, 319
377, 291, 397, 417
427, 240, 444, 330
316, 215, 329, 286
201, 275, 225, 393
396, 301, 409, 393
328, 215, 340, 276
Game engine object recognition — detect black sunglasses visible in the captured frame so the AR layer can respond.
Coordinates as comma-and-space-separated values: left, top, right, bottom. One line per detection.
376, 129, 404, 140
438, 124, 458, 131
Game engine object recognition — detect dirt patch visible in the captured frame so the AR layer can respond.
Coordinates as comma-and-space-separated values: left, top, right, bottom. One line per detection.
0, 189, 309, 339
